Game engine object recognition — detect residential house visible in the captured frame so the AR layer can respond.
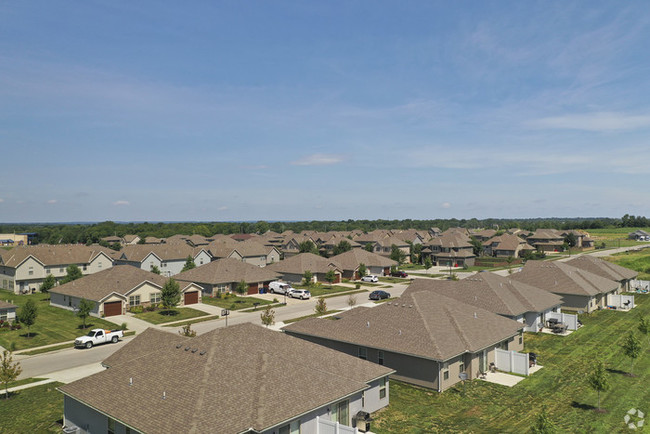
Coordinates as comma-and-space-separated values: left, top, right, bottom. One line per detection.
511, 260, 619, 313
0, 301, 17, 323
101, 236, 122, 245
404, 274, 563, 332
628, 230, 650, 241
142, 236, 164, 244
207, 239, 280, 267
421, 232, 476, 267
370, 236, 411, 263
284, 290, 524, 392
0, 245, 115, 294
267, 253, 343, 284
122, 235, 141, 245
565, 255, 638, 292
525, 229, 565, 252
330, 249, 398, 279
49, 265, 203, 317
428, 227, 442, 237
470, 229, 497, 242
175, 258, 279, 296
115, 244, 212, 277
483, 233, 534, 258
59, 323, 394, 434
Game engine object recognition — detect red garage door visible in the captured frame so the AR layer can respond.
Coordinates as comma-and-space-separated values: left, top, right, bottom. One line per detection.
247, 283, 258, 295
104, 301, 122, 317
184, 291, 199, 305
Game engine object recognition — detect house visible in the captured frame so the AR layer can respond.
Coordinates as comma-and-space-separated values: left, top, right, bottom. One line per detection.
0, 245, 115, 294
428, 227, 442, 237
175, 257, 280, 296
101, 236, 122, 245
230, 233, 258, 242
421, 232, 476, 267
511, 260, 619, 313
207, 239, 280, 267
115, 244, 212, 277
122, 234, 141, 245
628, 230, 650, 241
0, 301, 17, 323
483, 233, 534, 258
284, 290, 524, 392
330, 249, 398, 279
404, 274, 563, 332
142, 236, 164, 244
370, 236, 411, 263
525, 229, 565, 252
59, 323, 394, 434
565, 255, 638, 292
470, 229, 497, 242
49, 265, 203, 317
267, 252, 343, 284
0, 233, 30, 246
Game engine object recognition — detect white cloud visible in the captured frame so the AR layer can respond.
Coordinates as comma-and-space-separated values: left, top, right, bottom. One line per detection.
0, 198, 4, 203
441, 202, 451, 209
290, 154, 343, 166
527, 112, 650, 132
113, 200, 130, 206
218, 206, 228, 211
47, 199, 57, 204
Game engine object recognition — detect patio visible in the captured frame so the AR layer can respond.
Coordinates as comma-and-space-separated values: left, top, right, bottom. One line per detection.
479, 364, 543, 387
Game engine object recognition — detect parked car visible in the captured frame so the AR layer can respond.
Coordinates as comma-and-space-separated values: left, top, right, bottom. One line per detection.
360, 275, 378, 282
369, 290, 391, 300
289, 289, 311, 300
75, 329, 123, 349
390, 270, 408, 278
268, 281, 294, 295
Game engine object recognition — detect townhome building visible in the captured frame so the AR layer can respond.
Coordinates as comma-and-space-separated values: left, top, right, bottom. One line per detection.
115, 244, 211, 277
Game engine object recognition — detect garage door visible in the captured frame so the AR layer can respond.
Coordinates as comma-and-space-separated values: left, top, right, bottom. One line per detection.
184, 291, 199, 305
104, 301, 122, 317
247, 283, 258, 295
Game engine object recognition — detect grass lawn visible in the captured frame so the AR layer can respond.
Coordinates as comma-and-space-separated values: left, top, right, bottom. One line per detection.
284, 310, 342, 324
373, 294, 650, 433
0, 382, 64, 432
5, 377, 47, 389
133, 307, 208, 325
378, 277, 413, 284
0, 291, 120, 350
162, 315, 220, 327
607, 249, 650, 280
201, 295, 273, 311
293, 284, 357, 297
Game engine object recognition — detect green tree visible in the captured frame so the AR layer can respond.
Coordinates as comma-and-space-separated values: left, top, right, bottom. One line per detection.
161, 278, 181, 313
181, 255, 196, 272
303, 270, 313, 286
325, 269, 336, 288
333, 240, 352, 256
587, 360, 609, 411
314, 297, 327, 316
299, 240, 319, 254
531, 407, 555, 434
110, 242, 122, 251
0, 350, 22, 400
178, 324, 197, 337
390, 245, 406, 265
39, 274, 56, 293
622, 331, 642, 375
564, 232, 577, 248
18, 299, 38, 338
61, 265, 83, 284
469, 237, 484, 256
77, 298, 95, 329
424, 257, 433, 270
235, 280, 248, 296
364, 243, 374, 252
260, 305, 276, 328
150, 265, 161, 275
638, 316, 650, 345
358, 263, 367, 279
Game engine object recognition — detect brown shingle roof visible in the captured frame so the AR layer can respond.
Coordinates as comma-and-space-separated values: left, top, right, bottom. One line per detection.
565, 255, 638, 282
0, 244, 114, 268
59, 323, 393, 434
119, 244, 207, 263
284, 291, 523, 362
330, 249, 397, 271
267, 252, 342, 274
0, 300, 17, 310
174, 258, 279, 286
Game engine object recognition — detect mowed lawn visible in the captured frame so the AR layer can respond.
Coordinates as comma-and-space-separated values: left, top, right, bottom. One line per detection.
202, 295, 273, 310
133, 307, 208, 325
0, 291, 120, 350
0, 382, 64, 433
607, 249, 650, 281
373, 294, 650, 433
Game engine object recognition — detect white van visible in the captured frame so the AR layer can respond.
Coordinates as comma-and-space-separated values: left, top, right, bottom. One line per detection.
268, 281, 293, 295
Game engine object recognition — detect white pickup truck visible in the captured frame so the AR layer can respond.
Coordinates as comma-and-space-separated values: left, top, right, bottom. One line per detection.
75, 329, 123, 349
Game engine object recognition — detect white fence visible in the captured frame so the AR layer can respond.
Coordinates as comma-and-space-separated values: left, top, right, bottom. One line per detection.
495, 349, 529, 376
631, 279, 650, 291
546, 311, 579, 331
607, 294, 635, 309
316, 417, 357, 434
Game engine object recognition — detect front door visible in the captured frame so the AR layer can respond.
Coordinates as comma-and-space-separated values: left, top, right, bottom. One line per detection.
478, 350, 487, 373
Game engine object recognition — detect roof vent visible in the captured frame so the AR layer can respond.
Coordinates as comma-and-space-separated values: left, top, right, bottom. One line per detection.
176, 344, 182, 349
185, 346, 191, 351
200, 350, 206, 356
474, 312, 477, 319
191, 348, 198, 353
163, 391, 166, 400
409, 305, 413, 308
366, 321, 370, 328
398, 329, 402, 335
129, 378, 133, 386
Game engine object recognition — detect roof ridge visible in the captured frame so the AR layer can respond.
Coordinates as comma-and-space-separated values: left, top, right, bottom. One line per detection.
442, 304, 471, 350
410, 295, 442, 358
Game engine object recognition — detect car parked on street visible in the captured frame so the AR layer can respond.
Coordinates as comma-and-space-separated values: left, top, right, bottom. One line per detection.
369, 290, 391, 300
360, 275, 378, 282
75, 329, 123, 349
289, 289, 311, 300
390, 270, 408, 278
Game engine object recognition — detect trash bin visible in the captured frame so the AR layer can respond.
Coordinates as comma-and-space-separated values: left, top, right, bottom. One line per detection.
353, 411, 372, 432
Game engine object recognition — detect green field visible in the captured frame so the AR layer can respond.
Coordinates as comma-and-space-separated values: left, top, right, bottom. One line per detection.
607, 249, 650, 281
0, 291, 120, 350
373, 294, 650, 433
201, 295, 273, 310
0, 382, 64, 433
133, 307, 208, 325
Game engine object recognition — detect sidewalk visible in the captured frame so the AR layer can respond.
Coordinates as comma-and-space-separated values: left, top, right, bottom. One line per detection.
0, 363, 106, 396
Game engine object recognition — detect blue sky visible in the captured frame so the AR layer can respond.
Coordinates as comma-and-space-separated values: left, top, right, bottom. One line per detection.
1, 1, 649, 222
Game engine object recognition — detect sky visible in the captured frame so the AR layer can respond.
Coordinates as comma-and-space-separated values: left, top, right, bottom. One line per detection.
1, 1, 649, 222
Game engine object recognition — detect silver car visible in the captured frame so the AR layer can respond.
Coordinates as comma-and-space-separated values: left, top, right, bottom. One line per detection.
289, 289, 311, 300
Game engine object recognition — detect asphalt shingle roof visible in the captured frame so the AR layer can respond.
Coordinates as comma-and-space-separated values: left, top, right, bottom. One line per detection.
174, 257, 279, 285
565, 255, 637, 282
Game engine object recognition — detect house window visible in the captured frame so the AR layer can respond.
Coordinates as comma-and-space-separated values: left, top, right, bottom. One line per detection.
150, 293, 161, 304
361, 391, 365, 407
98, 262, 102, 269
378, 350, 384, 365
0, 312, 6, 322
217, 284, 229, 293
46, 270, 50, 275
108, 417, 116, 434
129, 295, 141, 307
83, 265, 87, 271
279, 420, 300, 434
162, 263, 167, 267
459, 361, 465, 373
358, 347, 367, 360
28, 267, 33, 276
519, 331, 523, 345
379, 377, 387, 399
331, 400, 349, 425
442, 362, 449, 381
59, 267, 64, 273
200, 259, 204, 265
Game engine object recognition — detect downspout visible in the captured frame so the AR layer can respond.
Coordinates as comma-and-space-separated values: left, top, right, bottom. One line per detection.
437, 362, 442, 393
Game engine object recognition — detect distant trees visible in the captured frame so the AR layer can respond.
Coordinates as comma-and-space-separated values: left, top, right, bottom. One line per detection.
61, 265, 83, 284
587, 360, 609, 411
564, 233, 577, 248
390, 245, 406, 265
18, 299, 38, 338
469, 237, 484, 256
364, 243, 374, 253
77, 298, 95, 329
333, 240, 352, 256
299, 241, 319, 255
40, 274, 56, 293
181, 256, 196, 272
358, 263, 367, 279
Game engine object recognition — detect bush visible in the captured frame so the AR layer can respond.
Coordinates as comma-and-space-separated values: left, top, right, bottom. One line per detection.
355, 283, 361, 289
130, 306, 144, 314
120, 322, 128, 331
272, 298, 279, 303
230, 303, 236, 310
145, 305, 156, 312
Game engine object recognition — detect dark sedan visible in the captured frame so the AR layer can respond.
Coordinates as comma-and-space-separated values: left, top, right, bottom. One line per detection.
390, 270, 408, 278
369, 290, 391, 300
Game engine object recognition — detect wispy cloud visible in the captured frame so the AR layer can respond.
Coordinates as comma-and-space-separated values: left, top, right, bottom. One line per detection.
0, 198, 4, 203
113, 200, 130, 206
527, 112, 650, 132
47, 199, 57, 204
290, 154, 343, 166
218, 206, 228, 211
239, 164, 268, 170
441, 202, 451, 209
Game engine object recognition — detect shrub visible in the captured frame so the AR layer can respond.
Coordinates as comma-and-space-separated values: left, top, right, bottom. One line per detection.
145, 305, 156, 312
130, 306, 143, 314
230, 303, 236, 310
120, 322, 128, 331
355, 283, 361, 289
272, 298, 279, 303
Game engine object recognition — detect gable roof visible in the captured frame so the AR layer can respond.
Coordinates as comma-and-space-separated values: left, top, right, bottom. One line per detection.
119, 244, 208, 263
284, 291, 523, 362
404, 274, 563, 317
174, 258, 279, 285
565, 255, 638, 282
511, 260, 619, 297
59, 323, 393, 434
267, 252, 342, 274
330, 249, 397, 271
0, 244, 115, 268
0, 300, 17, 310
